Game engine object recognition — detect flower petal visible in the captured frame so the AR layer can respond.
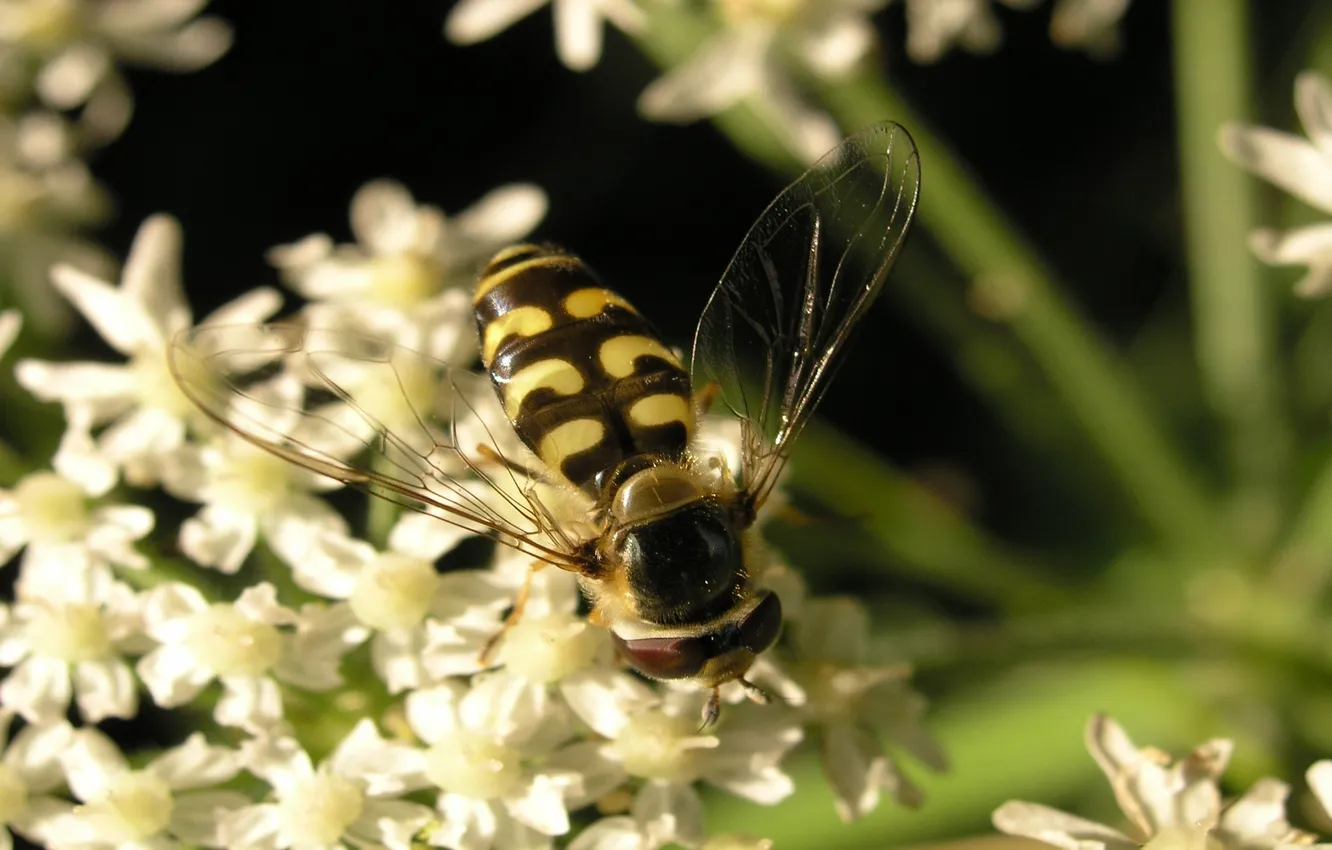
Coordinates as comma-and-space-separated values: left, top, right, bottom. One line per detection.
445, 0, 550, 45
150, 732, 242, 789
1219, 123, 1332, 214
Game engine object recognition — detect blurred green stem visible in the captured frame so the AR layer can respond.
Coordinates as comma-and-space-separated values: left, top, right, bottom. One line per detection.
815, 75, 1223, 558
1172, 0, 1286, 555
792, 423, 1069, 609
636, 7, 1224, 558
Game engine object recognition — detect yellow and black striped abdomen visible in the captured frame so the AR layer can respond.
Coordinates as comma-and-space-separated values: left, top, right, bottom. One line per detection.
475, 244, 694, 493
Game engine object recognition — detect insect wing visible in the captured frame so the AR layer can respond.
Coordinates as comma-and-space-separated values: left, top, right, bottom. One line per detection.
169, 323, 586, 569
690, 121, 920, 510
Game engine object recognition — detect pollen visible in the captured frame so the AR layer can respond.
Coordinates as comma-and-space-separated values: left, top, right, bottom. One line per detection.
277, 773, 365, 847
608, 711, 718, 783
497, 613, 601, 684
25, 601, 111, 663
424, 731, 524, 801
349, 552, 439, 630
80, 770, 175, 843
182, 604, 281, 677
207, 446, 293, 512
13, 472, 89, 544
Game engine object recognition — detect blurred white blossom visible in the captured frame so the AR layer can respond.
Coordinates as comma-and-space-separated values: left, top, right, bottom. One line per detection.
445, 0, 645, 71
54, 727, 249, 849
992, 716, 1321, 850
1049, 0, 1132, 55
0, 0, 232, 145
638, 0, 882, 163
1220, 71, 1332, 297
0, 308, 19, 357
268, 179, 545, 357
17, 214, 281, 491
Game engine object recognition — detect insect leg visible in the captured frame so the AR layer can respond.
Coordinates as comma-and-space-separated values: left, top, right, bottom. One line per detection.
478, 559, 545, 665
474, 442, 544, 479
700, 688, 721, 730
693, 380, 722, 416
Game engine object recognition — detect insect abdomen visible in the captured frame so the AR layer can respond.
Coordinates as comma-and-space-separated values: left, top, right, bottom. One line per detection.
474, 244, 693, 493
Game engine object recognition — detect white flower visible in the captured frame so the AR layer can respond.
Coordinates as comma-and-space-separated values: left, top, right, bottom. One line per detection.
136, 582, 359, 732
0, 0, 233, 145
993, 715, 1236, 850
160, 371, 353, 574
0, 309, 18, 358
445, 0, 645, 71
0, 574, 141, 723
638, 0, 881, 162
0, 113, 109, 334
467, 559, 660, 740
0, 713, 75, 849
53, 727, 249, 849
17, 214, 281, 491
296, 511, 511, 693
786, 597, 945, 820
1219, 72, 1332, 297
222, 723, 434, 850
898, 0, 1035, 63
0, 469, 153, 585
1049, 0, 1132, 55
568, 783, 704, 850
268, 179, 545, 357
380, 680, 620, 850
599, 689, 802, 847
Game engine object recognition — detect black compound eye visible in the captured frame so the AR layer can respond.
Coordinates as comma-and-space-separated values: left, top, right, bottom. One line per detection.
613, 634, 708, 680
739, 592, 783, 654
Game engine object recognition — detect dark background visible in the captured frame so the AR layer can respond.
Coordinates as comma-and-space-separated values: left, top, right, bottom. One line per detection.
81, 0, 1319, 560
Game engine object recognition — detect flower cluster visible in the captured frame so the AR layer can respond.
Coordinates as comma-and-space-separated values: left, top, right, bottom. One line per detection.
0, 175, 944, 848
443, 0, 1137, 162
995, 716, 1332, 850
0, 0, 229, 333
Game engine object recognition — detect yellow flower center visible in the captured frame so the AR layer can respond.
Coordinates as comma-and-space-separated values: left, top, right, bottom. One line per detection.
26, 601, 110, 663
349, 552, 440, 630
368, 253, 443, 308
183, 604, 281, 677
277, 774, 365, 847
80, 770, 175, 842
13, 471, 88, 544
424, 731, 524, 801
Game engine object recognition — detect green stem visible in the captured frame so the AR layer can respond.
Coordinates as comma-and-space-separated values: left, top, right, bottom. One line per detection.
816, 76, 1223, 558
1172, 0, 1286, 555
635, 6, 1223, 557
790, 423, 1069, 610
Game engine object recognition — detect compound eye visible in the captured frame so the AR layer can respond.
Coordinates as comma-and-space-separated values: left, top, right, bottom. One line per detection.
739, 591, 783, 654
613, 634, 708, 680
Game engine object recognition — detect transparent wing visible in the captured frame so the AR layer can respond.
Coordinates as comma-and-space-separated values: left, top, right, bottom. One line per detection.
169, 323, 590, 570
691, 121, 920, 513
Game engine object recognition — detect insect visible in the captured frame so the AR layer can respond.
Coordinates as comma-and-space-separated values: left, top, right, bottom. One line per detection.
170, 121, 920, 726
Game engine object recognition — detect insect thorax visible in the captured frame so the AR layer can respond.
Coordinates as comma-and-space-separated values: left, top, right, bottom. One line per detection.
474, 243, 694, 494
603, 463, 747, 627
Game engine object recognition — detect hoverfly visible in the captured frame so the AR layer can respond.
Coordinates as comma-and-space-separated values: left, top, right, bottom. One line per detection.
169, 122, 920, 726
